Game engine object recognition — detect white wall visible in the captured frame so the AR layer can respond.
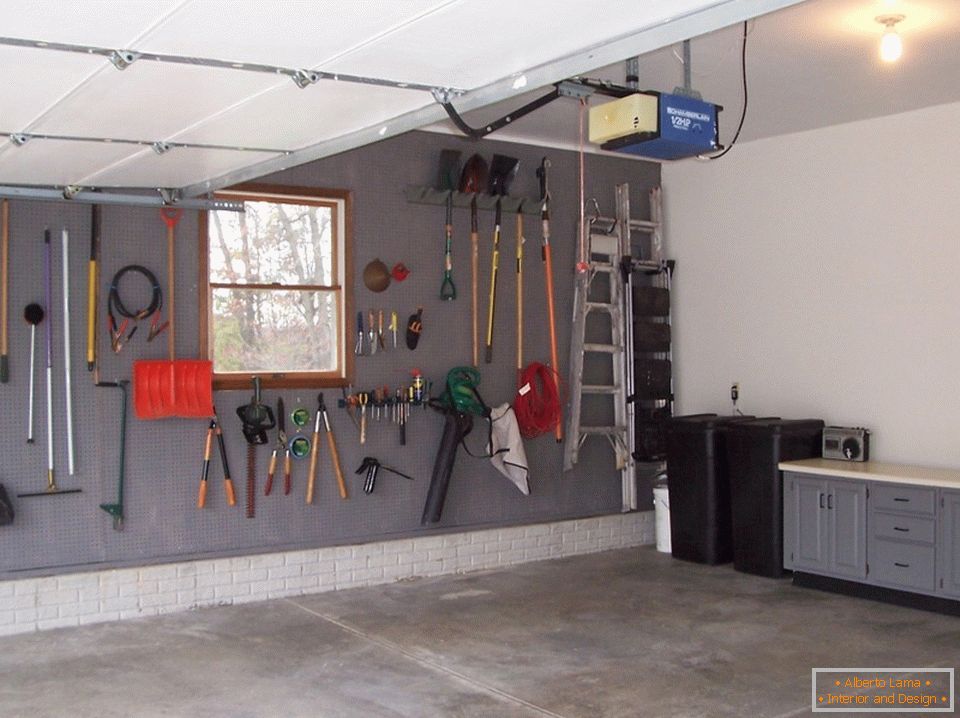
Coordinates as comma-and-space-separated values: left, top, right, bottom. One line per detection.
662, 101, 960, 468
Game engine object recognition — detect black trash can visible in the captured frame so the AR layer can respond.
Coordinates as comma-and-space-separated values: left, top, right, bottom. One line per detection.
725, 418, 824, 577
666, 414, 755, 565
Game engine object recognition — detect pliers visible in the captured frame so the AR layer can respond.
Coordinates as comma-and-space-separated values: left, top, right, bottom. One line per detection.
265, 397, 292, 496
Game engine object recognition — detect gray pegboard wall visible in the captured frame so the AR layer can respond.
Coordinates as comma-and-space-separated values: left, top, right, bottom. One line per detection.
0, 130, 660, 576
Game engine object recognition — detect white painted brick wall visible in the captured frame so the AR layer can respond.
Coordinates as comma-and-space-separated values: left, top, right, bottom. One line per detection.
0, 511, 654, 637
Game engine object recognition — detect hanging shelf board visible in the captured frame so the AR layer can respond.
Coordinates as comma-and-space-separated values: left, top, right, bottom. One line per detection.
405, 186, 542, 216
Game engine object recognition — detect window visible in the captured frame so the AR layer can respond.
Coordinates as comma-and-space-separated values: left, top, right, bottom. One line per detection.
199, 183, 352, 389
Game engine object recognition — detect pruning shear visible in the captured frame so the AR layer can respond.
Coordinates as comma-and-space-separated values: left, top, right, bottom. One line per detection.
265, 397, 291, 495
377, 309, 385, 351
389, 311, 398, 348
368, 310, 377, 355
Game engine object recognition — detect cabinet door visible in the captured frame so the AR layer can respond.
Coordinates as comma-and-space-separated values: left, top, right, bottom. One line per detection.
939, 490, 960, 597
828, 479, 867, 579
792, 477, 829, 572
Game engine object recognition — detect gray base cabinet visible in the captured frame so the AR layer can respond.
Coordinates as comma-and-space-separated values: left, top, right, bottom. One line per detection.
784, 473, 960, 600
785, 476, 866, 579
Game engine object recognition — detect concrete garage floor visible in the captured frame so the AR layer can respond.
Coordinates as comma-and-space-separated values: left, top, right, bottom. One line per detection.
2, 547, 960, 718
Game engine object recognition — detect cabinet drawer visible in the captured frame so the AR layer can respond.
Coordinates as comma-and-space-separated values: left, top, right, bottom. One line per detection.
871, 512, 935, 544
870, 539, 935, 591
870, 484, 935, 516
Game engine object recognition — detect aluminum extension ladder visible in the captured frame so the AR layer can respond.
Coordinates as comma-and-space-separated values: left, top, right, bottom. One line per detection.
563, 184, 663, 512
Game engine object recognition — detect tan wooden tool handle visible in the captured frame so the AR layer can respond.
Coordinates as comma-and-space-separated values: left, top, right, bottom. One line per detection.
197, 428, 213, 508
305, 430, 320, 504
471, 230, 479, 366
1, 199, 8, 360
283, 454, 292, 494
543, 245, 563, 443
166, 222, 175, 361
224, 479, 236, 506
327, 431, 347, 499
265, 452, 278, 495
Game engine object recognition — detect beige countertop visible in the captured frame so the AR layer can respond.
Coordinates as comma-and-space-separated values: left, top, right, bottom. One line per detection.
779, 457, 960, 489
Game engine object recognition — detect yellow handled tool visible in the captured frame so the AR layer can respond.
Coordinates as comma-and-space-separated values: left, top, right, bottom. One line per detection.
86, 205, 100, 374
305, 404, 322, 504
484, 198, 502, 364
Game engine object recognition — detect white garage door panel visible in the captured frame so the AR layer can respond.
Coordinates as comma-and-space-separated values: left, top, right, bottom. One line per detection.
30, 60, 284, 144
2, 0, 185, 46
326, 0, 724, 88
0, 139, 141, 186
81, 147, 281, 188
137, 0, 456, 70
0, 47, 106, 131
173, 82, 432, 150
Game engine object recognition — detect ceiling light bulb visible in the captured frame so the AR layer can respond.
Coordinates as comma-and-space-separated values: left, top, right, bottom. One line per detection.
876, 14, 905, 63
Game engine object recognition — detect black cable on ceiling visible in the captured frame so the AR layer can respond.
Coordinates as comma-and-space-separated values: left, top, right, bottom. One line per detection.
705, 20, 749, 160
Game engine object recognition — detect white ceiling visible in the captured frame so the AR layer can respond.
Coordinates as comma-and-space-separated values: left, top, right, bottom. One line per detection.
0, 0, 801, 197
439, 0, 960, 153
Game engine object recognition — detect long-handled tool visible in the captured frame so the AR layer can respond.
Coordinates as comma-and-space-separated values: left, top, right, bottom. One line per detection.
86, 205, 100, 377
319, 393, 347, 500
97, 380, 128, 530
538, 158, 563, 443
198, 412, 236, 508
484, 155, 519, 364
305, 399, 322, 504
516, 209, 524, 385
1, 199, 8, 383
438, 150, 460, 301
236, 377, 275, 518
484, 198, 502, 364
265, 397, 290, 496
24, 303, 43, 443
459, 154, 487, 366
20, 231, 80, 498
61, 229, 76, 475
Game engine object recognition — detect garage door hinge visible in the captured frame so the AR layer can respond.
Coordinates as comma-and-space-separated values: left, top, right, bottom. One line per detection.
109, 50, 140, 71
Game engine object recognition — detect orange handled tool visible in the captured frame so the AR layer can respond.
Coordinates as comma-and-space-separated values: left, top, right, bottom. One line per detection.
86, 205, 100, 375
538, 158, 563, 443
197, 420, 215, 508
198, 414, 235, 508
305, 403, 322, 504
319, 393, 347, 499
265, 397, 290, 496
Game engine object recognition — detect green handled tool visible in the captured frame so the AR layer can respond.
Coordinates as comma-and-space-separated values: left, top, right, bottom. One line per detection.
97, 380, 129, 530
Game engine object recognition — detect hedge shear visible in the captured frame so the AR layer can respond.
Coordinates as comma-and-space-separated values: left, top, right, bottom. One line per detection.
265, 397, 291, 496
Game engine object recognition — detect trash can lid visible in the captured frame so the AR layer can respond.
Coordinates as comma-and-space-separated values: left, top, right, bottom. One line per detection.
729, 418, 824, 434
668, 414, 756, 431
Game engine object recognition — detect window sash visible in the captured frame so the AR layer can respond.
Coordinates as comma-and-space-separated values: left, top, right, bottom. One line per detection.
199, 183, 352, 390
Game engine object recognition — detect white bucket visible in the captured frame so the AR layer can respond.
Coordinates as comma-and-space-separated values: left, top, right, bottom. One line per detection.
653, 485, 671, 554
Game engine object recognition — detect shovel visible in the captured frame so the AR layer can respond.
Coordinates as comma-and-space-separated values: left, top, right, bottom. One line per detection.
133, 209, 214, 419
483, 155, 519, 364
438, 150, 460, 301
458, 154, 488, 366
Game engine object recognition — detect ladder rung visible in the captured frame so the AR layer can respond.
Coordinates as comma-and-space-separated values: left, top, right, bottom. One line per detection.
580, 426, 627, 435
585, 301, 615, 311
584, 343, 620, 353
582, 385, 620, 394
628, 220, 657, 232
589, 264, 617, 272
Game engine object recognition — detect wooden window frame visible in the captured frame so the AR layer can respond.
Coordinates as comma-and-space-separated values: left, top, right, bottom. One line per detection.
199, 182, 354, 391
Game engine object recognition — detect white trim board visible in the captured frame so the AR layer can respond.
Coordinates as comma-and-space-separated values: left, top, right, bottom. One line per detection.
0, 512, 654, 637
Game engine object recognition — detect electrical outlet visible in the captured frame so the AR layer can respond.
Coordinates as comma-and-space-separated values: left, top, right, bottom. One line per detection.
730, 383, 740, 403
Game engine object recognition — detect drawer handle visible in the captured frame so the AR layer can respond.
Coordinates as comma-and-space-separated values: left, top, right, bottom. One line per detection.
819, 493, 825, 509
893, 497, 910, 503
894, 562, 910, 568
827, 494, 833, 510
893, 527, 910, 532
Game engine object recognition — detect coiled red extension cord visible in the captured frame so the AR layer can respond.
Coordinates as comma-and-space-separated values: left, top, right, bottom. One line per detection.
514, 362, 562, 439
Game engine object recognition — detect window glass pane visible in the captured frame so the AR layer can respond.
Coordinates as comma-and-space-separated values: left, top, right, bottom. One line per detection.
208, 201, 334, 286
211, 288, 339, 373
